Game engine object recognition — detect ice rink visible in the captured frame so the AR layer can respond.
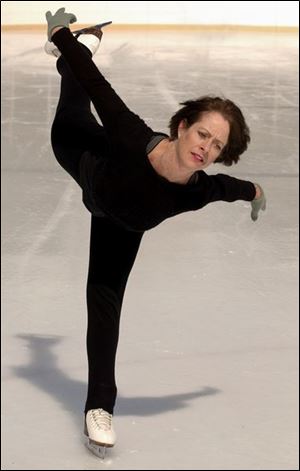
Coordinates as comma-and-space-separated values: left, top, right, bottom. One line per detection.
1, 27, 299, 470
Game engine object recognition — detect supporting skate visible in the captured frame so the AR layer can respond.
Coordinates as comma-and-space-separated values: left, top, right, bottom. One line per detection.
84, 409, 116, 459
84, 434, 108, 459
72, 21, 112, 39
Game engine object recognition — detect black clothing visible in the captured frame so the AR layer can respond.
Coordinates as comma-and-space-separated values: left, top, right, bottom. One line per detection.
52, 28, 256, 233
51, 52, 144, 414
85, 215, 143, 414
50, 29, 256, 414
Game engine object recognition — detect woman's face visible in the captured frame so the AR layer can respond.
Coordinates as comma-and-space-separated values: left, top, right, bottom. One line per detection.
176, 111, 230, 170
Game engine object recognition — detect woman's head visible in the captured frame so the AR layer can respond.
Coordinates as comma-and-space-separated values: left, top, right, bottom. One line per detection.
169, 96, 250, 166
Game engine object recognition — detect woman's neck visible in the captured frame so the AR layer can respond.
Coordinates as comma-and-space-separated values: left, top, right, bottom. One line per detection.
147, 139, 194, 185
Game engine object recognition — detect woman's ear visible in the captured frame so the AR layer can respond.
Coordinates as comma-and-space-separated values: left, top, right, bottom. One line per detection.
177, 119, 187, 138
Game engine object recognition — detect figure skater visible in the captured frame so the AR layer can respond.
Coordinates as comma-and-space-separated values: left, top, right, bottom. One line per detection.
44, 7, 266, 457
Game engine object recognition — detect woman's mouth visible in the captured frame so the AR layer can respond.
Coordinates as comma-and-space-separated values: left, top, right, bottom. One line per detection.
191, 152, 204, 164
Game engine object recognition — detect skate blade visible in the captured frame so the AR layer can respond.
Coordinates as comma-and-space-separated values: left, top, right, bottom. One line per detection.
85, 438, 107, 459
72, 21, 112, 35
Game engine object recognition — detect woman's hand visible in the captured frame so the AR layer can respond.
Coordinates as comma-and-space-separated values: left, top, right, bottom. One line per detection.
251, 183, 266, 221
45, 7, 77, 41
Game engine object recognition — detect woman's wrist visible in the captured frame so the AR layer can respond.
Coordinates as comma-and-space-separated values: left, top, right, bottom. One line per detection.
254, 183, 262, 199
51, 26, 64, 38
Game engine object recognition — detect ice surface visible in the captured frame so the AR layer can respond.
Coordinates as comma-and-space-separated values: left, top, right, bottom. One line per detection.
1, 28, 299, 470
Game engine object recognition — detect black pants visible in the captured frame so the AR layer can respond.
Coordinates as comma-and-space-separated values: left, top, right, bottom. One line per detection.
51, 50, 144, 415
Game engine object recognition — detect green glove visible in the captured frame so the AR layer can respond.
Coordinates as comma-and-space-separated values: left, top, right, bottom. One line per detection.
45, 7, 77, 41
251, 183, 266, 221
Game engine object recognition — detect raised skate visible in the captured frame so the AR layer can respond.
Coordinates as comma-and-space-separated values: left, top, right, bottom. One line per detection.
84, 408, 116, 459
44, 21, 111, 58
72, 21, 112, 39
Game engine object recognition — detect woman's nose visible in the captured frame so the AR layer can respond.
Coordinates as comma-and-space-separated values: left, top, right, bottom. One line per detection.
200, 140, 210, 153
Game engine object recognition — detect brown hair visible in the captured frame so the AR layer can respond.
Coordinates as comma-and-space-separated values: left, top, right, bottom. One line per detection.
168, 96, 250, 166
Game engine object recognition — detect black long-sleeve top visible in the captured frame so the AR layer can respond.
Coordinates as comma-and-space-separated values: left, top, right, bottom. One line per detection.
52, 28, 256, 232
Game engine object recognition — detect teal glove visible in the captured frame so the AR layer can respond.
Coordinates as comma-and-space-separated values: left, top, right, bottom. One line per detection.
45, 7, 77, 41
251, 183, 266, 221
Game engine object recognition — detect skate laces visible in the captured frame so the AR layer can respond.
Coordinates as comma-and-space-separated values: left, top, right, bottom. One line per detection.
90, 409, 112, 431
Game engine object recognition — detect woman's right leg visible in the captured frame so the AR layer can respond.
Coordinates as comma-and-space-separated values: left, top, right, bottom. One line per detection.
51, 47, 110, 186
85, 215, 144, 415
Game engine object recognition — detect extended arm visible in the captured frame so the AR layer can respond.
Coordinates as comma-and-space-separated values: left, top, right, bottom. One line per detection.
201, 173, 266, 221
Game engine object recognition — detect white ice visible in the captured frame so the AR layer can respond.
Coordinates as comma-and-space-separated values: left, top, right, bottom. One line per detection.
1, 28, 299, 470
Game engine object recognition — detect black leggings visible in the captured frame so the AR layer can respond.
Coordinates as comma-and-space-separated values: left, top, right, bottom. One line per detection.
51, 50, 144, 414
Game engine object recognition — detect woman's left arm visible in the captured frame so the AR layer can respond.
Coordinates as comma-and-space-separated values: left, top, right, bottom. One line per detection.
200, 173, 266, 222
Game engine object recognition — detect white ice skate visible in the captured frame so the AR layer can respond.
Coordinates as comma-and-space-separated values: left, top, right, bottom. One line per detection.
44, 34, 101, 58
44, 21, 111, 59
84, 408, 116, 459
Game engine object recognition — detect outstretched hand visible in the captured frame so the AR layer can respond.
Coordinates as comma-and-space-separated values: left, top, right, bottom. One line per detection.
251, 183, 266, 221
46, 7, 77, 41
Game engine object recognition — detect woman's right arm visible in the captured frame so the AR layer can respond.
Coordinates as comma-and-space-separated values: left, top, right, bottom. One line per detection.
51, 27, 154, 153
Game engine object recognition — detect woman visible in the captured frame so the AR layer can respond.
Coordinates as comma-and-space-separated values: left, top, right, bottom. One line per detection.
45, 8, 266, 455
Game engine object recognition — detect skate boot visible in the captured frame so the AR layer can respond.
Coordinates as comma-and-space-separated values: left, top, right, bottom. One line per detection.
44, 21, 112, 58
84, 408, 116, 459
